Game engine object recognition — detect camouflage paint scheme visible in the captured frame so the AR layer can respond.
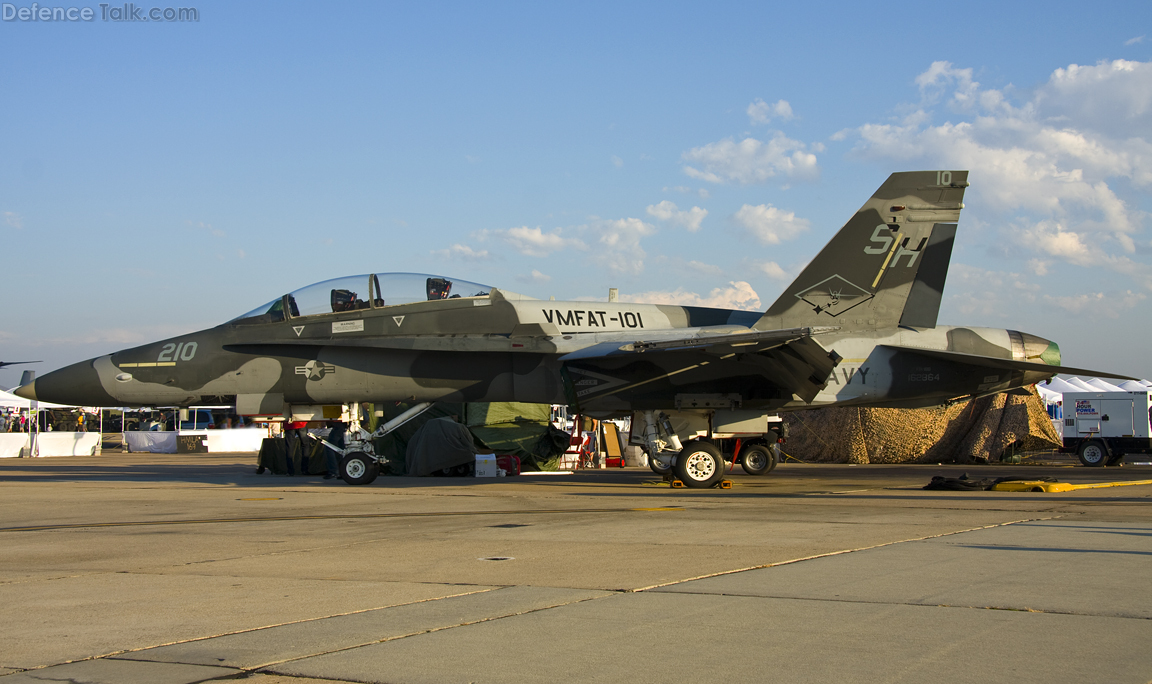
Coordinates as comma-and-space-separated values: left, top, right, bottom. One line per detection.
16, 171, 1122, 415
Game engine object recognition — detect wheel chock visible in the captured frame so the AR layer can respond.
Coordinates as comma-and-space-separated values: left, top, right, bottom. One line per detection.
667, 479, 732, 489
991, 479, 1152, 492
991, 480, 1076, 492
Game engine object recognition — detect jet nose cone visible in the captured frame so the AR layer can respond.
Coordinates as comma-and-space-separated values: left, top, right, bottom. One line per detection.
12, 381, 36, 401
23, 358, 118, 407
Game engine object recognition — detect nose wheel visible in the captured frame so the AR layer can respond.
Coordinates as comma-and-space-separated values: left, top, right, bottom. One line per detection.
341, 452, 380, 485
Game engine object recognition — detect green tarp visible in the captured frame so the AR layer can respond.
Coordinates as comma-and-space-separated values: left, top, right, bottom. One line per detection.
469, 422, 570, 472
374, 401, 567, 474
464, 402, 550, 427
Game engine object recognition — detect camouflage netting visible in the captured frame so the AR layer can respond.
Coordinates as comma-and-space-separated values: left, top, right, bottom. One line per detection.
782, 387, 1061, 464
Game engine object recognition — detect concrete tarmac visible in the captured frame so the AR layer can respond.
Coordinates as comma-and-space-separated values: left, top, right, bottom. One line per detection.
1, 454, 1150, 683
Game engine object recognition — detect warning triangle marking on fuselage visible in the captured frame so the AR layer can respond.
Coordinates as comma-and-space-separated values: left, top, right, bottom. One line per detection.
293, 326, 304, 337
393, 316, 405, 327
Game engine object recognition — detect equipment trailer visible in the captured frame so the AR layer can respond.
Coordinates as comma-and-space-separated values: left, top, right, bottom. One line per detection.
632, 408, 787, 487
1059, 391, 1152, 467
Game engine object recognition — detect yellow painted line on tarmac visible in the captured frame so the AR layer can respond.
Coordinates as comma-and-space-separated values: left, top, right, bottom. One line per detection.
1068, 479, 1152, 490
0, 506, 685, 533
631, 507, 685, 512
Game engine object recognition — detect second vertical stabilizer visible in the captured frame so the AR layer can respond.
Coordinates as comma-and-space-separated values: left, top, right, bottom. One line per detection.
755, 170, 966, 331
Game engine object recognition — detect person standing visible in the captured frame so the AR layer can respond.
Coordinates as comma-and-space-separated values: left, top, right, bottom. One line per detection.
324, 421, 346, 480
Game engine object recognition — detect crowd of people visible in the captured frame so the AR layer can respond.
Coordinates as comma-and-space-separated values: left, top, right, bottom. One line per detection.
1, 409, 30, 432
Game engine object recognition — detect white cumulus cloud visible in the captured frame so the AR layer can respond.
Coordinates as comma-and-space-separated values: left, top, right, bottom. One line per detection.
845, 58, 1152, 294
516, 269, 552, 284
1045, 290, 1146, 318
620, 281, 762, 311
476, 226, 586, 257
755, 260, 792, 282
433, 243, 492, 261
646, 200, 708, 232
731, 204, 810, 244
587, 218, 657, 274
747, 98, 794, 125
682, 133, 820, 184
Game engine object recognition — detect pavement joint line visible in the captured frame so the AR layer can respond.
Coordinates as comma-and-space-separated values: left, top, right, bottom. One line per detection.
644, 590, 1152, 621
45, 587, 505, 668
0, 506, 688, 533
628, 516, 1061, 592
173, 531, 460, 566
212, 591, 619, 673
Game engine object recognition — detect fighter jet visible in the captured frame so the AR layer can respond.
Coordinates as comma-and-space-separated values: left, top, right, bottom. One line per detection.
15, 171, 1127, 485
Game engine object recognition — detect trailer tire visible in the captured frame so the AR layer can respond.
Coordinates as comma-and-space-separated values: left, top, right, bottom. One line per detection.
1077, 440, 1108, 467
674, 441, 725, 488
740, 444, 776, 476
341, 452, 379, 485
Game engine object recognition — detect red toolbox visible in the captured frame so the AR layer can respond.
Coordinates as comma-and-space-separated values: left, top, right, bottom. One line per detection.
496, 454, 521, 476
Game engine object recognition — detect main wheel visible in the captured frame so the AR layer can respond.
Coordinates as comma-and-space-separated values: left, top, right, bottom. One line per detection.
1077, 440, 1108, 467
646, 448, 672, 475
674, 441, 725, 488
341, 451, 380, 485
740, 444, 777, 476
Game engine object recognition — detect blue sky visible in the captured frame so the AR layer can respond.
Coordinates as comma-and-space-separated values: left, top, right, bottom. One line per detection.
3, 0, 1152, 387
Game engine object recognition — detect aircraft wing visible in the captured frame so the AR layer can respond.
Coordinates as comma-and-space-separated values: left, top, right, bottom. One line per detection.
558, 327, 842, 411
882, 346, 1139, 381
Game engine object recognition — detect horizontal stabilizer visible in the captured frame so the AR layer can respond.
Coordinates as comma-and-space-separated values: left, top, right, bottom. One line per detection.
883, 346, 1137, 381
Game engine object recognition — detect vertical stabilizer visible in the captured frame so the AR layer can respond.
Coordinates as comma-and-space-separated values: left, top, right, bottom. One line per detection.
755, 170, 966, 331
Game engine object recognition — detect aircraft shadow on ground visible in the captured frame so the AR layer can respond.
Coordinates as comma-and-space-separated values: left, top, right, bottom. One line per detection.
956, 544, 1152, 556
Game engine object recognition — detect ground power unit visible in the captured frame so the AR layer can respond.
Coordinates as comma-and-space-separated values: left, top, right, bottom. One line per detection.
1059, 391, 1152, 466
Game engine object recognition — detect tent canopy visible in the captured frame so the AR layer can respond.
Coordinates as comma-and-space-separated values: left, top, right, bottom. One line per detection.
0, 389, 72, 409
1084, 378, 1126, 392
1037, 376, 1152, 397
1117, 380, 1150, 391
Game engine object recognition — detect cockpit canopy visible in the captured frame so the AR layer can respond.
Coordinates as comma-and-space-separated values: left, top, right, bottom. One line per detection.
231, 273, 493, 324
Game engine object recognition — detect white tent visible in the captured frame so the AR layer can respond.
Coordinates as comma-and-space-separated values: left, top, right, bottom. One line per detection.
1084, 377, 1127, 392
0, 389, 72, 409
1117, 380, 1151, 392
1066, 377, 1098, 392
1041, 377, 1083, 394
